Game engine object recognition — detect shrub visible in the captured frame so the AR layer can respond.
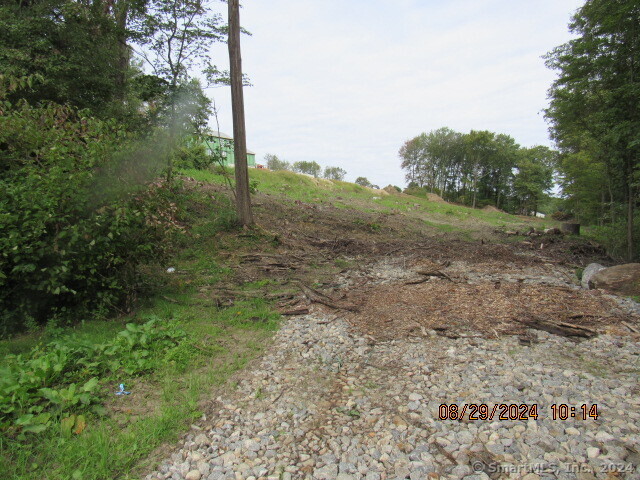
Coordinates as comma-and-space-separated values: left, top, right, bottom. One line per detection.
323, 166, 346, 181
0, 98, 182, 334
355, 177, 372, 187
173, 141, 217, 170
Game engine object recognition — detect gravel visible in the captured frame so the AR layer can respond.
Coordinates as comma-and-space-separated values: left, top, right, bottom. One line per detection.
144, 307, 640, 480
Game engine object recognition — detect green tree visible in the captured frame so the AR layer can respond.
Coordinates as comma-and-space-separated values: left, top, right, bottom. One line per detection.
463, 130, 497, 208
399, 134, 428, 187
513, 146, 555, 215
0, 0, 122, 116
324, 166, 346, 181
545, 0, 640, 259
138, 0, 224, 182
292, 161, 321, 177
265, 153, 290, 171
355, 177, 373, 187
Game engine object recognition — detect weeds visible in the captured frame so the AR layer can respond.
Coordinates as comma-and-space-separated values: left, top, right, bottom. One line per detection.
0, 319, 186, 438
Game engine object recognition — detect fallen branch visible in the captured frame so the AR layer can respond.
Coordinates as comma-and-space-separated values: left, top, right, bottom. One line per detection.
621, 321, 639, 334
280, 307, 310, 316
405, 269, 455, 284
161, 295, 181, 304
297, 282, 360, 312
520, 316, 597, 338
404, 277, 431, 285
557, 321, 598, 334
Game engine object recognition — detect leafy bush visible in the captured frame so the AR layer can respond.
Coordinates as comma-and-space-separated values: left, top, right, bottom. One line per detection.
0, 97, 185, 334
0, 318, 186, 438
172, 141, 217, 170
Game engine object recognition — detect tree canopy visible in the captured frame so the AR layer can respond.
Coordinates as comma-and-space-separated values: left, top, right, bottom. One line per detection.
545, 0, 640, 259
399, 128, 554, 215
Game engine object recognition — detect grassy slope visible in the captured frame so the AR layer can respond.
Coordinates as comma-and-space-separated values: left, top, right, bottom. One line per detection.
182, 167, 556, 237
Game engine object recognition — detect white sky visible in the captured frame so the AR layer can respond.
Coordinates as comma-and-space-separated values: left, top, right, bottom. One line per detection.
206, 0, 584, 188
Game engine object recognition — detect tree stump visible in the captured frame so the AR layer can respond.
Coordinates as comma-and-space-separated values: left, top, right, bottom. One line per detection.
561, 223, 580, 235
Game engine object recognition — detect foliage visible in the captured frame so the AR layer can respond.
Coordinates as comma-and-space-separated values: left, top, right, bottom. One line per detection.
545, 0, 640, 259
355, 177, 373, 188
0, 0, 124, 118
0, 318, 186, 438
399, 127, 547, 213
0, 93, 185, 335
512, 146, 555, 215
324, 166, 347, 181
292, 160, 322, 178
264, 153, 290, 171
139, 0, 224, 88
173, 139, 216, 170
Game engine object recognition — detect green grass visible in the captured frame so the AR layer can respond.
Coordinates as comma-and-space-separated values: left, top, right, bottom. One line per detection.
180, 167, 556, 236
1, 297, 278, 480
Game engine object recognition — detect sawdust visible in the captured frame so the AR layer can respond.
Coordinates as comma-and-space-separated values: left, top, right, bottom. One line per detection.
344, 280, 631, 341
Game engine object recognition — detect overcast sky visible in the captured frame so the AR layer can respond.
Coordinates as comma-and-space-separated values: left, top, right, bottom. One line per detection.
206, 0, 584, 188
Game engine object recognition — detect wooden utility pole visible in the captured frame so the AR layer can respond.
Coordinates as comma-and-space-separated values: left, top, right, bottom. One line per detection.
228, 0, 254, 226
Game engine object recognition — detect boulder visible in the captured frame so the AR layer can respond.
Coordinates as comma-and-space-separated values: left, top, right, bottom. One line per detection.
589, 263, 640, 296
581, 263, 606, 289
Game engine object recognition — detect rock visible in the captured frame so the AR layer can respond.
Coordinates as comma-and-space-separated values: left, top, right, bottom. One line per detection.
590, 263, 640, 296
314, 464, 338, 479
185, 470, 201, 480
581, 263, 606, 289
594, 431, 614, 442
575, 472, 597, 480
143, 304, 640, 480
336, 474, 355, 480
194, 433, 209, 446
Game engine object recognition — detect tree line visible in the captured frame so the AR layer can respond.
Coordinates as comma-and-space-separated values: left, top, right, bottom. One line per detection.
399, 128, 556, 215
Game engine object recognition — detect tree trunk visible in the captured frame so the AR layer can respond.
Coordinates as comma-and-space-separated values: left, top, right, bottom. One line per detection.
114, 1, 130, 102
228, 0, 253, 226
167, 99, 175, 184
628, 184, 634, 261
472, 170, 478, 208
608, 179, 615, 224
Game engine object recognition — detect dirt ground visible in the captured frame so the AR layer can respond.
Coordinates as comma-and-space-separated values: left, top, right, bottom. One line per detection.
198, 182, 639, 343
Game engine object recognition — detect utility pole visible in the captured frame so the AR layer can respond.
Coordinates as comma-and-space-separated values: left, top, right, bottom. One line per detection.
228, 0, 254, 226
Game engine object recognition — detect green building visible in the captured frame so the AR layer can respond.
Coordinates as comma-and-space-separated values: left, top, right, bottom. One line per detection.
202, 130, 256, 167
